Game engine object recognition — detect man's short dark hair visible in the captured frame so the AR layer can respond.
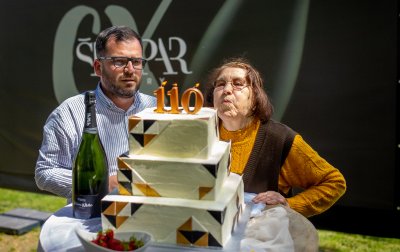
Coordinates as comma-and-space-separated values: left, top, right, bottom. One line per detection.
95, 25, 143, 57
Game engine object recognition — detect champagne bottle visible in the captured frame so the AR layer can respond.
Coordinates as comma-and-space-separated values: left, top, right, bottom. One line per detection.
73, 90, 109, 219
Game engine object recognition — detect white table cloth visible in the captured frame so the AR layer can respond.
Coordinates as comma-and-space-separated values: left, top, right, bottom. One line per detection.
38, 203, 252, 252
38, 193, 317, 252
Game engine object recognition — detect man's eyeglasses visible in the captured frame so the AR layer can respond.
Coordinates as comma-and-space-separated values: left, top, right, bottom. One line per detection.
98, 56, 147, 70
214, 79, 249, 91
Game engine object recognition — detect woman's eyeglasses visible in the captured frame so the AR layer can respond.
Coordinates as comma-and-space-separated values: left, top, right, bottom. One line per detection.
214, 79, 249, 91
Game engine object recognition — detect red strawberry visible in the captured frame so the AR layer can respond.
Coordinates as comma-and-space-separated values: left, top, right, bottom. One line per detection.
92, 229, 145, 251
98, 240, 108, 248
114, 244, 125, 251
128, 240, 137, 250
105, 229, 114, 240
108, 238, 122, 249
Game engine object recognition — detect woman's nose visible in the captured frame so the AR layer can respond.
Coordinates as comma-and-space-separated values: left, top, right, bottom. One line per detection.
222, 82, 233, 93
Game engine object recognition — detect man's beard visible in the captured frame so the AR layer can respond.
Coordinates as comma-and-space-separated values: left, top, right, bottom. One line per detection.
101, 65, 140, 98
110, 82, 140, 98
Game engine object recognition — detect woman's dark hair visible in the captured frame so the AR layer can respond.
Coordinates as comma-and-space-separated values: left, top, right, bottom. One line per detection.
95, 25, 143, 57
204, 57, 274, 122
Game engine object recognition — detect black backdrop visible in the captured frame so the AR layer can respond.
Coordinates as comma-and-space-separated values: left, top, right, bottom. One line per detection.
0, 0, 398, 237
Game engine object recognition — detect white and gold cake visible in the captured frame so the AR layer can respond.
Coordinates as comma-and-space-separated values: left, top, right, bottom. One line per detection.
101, 107, 244, 248
128, 107, 219, 159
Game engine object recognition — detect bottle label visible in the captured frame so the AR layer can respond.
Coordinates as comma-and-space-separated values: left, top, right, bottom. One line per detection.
73, 195, 98, 219
83, 127, 98, 134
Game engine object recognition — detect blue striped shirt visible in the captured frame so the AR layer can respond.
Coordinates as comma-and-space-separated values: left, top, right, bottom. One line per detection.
35, 84, 156, 198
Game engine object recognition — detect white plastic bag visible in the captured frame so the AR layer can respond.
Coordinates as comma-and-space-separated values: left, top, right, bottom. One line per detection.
241, 193, 318, 252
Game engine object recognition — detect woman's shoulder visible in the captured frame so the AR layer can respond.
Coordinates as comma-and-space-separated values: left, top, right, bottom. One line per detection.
261, 119, 297, 137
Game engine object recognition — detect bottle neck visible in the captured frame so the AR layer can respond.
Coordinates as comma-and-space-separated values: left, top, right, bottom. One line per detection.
84, 103, 97, 133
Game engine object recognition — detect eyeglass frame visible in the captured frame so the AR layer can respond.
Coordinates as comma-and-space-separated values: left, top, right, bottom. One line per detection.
213, 78, 250, 91
97, 56, 147, 70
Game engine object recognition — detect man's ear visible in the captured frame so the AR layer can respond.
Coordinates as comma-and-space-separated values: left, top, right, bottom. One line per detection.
93, 59, 102, 77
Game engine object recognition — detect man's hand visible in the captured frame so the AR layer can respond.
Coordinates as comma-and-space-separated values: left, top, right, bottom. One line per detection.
109, 175, 118, 192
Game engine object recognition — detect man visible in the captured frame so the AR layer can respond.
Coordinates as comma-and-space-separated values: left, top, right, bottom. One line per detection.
35, 26, 156, 199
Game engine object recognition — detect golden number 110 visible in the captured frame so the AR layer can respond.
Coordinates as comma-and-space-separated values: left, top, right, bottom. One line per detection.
153, 81, 204, 114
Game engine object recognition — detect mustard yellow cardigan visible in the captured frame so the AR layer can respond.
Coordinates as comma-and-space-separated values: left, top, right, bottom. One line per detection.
220, 119, 346, 217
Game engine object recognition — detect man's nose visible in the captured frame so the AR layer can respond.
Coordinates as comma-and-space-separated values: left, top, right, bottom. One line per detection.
124, 61, 135, 73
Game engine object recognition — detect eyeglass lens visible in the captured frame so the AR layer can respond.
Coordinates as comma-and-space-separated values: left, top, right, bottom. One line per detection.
112, 57, 145, 69
214, 79, 247, 90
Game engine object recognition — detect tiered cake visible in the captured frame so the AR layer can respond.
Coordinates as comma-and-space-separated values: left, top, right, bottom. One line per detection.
101, 107, 244, 248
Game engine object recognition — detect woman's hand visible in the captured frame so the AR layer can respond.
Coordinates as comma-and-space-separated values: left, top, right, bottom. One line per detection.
252, 191, 289, 207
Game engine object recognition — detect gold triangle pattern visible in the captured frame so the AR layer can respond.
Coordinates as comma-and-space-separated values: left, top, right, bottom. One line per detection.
178, 218, 192, 231
116, 216, 129, 228
102, 200, 132, 230
177, 217, 211, 246
128, 116, 141, 132
134, 183, 161, 197
118, 183, 132, 196
144, 134, 157, 146
194, 233, 208, 246
103, 202, 116, 216
117, 158, 131, 169
198, 187, 213, 199
115, 202, 128, 215
176, 231, 191, 245
101, 201, 128, 216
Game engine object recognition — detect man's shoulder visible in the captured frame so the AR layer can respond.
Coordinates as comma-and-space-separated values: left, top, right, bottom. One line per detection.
51, 93, 85, 117
138, 92, 156, 100
62, 93, 85, 104
137, 92, 157, 106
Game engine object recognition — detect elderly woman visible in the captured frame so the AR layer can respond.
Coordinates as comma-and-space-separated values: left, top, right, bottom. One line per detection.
205, 57, 346, 218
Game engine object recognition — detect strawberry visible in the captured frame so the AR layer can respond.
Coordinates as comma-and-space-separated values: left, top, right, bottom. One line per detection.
98, 239, 108, 248
105, 229, 114, 240
91, 229, 144, 251
128, 240, 136, 250
108, 239, 121, 247
108, 239, 124, 251
113, 243, 125, 251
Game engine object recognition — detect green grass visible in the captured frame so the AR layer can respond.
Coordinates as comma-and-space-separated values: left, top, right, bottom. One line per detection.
0, 187, 399, 252
0, 188, 66, 252
0, 188, 66, 213
318, 230, 400, 252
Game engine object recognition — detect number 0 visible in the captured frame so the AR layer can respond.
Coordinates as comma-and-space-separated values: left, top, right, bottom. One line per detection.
181, 85, 204, 114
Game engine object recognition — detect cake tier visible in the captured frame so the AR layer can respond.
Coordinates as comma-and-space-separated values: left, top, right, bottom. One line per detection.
128, 107, 218, 159
118, 141, 230, 201
101, 173, 244, 248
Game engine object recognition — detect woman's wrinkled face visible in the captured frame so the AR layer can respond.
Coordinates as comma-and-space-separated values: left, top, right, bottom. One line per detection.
213, 67, 253, 123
